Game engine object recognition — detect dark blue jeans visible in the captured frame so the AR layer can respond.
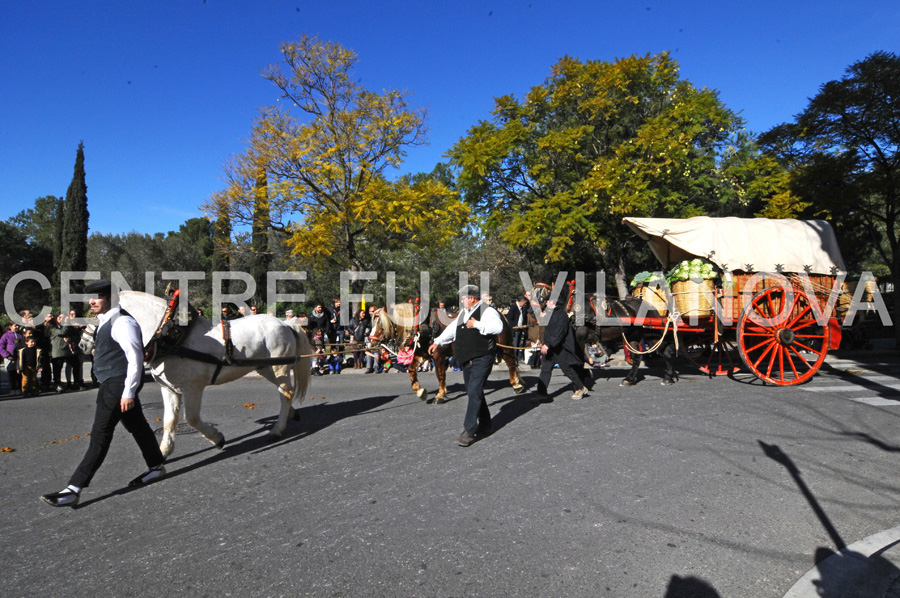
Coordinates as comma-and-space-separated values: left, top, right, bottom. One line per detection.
70, 376, 164, 488
462, 353, 494, 435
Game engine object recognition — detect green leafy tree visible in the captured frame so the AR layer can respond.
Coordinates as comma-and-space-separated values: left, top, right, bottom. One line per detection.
166, 217, 214, 271
758, 51, 900, 337
87, 225, 216, 308
205, 34, 469, 281
6, 196, 63, 299
9, 195, 60, 252
450, 53, 782, 296
0, 220, 53, 313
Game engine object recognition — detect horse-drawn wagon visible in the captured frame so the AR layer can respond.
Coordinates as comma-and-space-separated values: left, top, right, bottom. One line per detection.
618, 216, 847, 386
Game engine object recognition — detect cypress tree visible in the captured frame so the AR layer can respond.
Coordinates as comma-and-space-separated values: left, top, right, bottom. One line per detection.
60, 141, 89, 277
250, 166, 270, 306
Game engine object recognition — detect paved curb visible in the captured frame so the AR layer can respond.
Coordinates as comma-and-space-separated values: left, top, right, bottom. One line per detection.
784, 525, 900, 598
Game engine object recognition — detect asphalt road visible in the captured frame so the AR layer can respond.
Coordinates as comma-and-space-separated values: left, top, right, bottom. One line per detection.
3, 353, 900, 598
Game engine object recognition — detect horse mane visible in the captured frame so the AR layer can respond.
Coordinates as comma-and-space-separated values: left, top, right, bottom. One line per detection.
387, 303, 418, 347
375, 307, 396, 341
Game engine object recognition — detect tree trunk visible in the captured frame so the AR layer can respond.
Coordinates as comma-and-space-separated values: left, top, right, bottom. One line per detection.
614, 254, 629, 299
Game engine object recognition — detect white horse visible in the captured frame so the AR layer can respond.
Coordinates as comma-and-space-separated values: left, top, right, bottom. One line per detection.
83, 291, 313, 458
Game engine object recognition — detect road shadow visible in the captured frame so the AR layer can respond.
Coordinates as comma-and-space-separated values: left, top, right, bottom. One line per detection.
663, 574, 721, 597
797, 545, 900, 597
440, 375, 524, 403
760, 441, 900, 597
75, 394, 397, 508
817, 361, 900, 400
488, 395, 539, 432
840, 431, 900, 452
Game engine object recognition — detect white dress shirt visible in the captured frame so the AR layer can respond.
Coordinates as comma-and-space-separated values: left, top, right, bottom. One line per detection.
434, 301, 504, 345
97, 306, 144, 399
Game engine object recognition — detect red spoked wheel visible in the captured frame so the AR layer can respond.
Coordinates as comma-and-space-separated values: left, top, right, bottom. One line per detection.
737, 286, 831, 385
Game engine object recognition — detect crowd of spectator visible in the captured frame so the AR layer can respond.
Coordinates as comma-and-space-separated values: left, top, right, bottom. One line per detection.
1, 291, 613, 395
1, 309, 92, 396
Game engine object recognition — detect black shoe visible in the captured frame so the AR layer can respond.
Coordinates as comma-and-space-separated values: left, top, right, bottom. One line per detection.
40, 489, 80, 507
457, 432, 476, 447
365, 369, 374, 374
529, 393, 553, 404
128, 464, 166, 487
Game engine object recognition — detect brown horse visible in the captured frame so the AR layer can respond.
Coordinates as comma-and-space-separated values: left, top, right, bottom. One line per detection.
369, 303, 524, 403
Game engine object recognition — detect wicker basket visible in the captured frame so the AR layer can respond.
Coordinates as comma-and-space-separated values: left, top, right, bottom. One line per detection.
633, 284, 668, 316
838, 279, 877, 313
671, 279, 716, 317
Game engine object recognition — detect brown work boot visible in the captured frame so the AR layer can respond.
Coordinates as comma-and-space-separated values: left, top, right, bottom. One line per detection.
457, 432, 476, 447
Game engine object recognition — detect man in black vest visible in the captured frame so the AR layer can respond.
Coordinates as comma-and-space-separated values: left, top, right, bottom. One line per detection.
429, 285, 503, 447
40, 280, 166, 507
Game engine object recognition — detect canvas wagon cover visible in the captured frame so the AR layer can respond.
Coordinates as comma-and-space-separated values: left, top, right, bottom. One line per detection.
622, 216, 846, 275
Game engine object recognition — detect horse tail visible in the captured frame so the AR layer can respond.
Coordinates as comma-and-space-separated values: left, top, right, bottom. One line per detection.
289, 324, 313, 405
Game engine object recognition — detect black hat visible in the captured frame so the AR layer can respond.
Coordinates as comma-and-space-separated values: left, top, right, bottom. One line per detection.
83, 279, 112, 297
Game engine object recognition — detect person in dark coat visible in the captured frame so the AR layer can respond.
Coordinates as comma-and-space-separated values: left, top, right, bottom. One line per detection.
532, 287, 593, 401
506, 295, 529, 360
307, 303, 331, 338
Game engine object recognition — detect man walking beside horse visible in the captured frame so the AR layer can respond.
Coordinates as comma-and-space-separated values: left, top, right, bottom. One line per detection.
429, 285, 503, 447
40, 280, 166, 507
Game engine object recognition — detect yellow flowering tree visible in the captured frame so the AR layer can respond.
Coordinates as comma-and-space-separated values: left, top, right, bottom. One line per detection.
207, 35, 468, 275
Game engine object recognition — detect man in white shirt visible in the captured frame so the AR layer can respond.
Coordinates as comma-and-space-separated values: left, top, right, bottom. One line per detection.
40, 280, 166, 507
429, 285, 503, 447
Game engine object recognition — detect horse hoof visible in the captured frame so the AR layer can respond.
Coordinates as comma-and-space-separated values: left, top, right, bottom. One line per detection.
434, 398, 445, 405
214, 436, 226, 450
416, 388, 427, 401
513, 384, 525, 394
661, 379, 675, 386
620, 380, 633, 387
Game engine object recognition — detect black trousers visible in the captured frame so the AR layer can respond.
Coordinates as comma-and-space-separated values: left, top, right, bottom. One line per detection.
537, 355, 590, 395
69, 375, 164, 488
462, 354, 494, 435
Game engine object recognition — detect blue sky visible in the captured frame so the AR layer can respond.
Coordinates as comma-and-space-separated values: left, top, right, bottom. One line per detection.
2, 1, 897, 236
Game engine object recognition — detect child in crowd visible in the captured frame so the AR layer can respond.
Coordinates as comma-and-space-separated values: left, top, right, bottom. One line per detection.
312, 329, 328, 375
17, 335, 41, 397
396, 344, 414, 373
380, 348, 393, 373
587, 343, 610, 368
328, 348, 342, 375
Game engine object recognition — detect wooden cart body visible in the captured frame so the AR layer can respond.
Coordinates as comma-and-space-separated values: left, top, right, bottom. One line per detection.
621, 217, 847, 385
